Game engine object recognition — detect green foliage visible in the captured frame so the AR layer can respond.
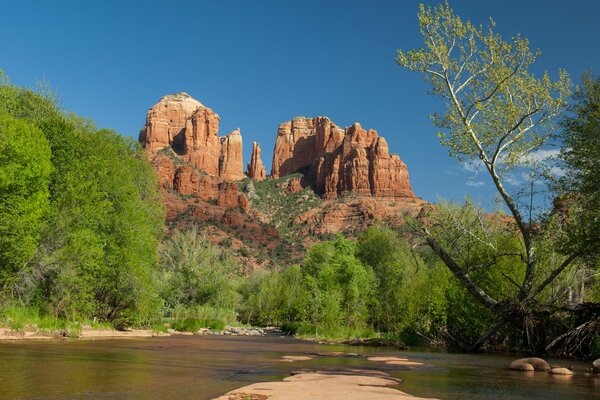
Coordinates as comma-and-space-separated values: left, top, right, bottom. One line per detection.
37, 126, 164, 325
397, 1, 570, 167
395, 3, 585, 352
592, 335, 600, 358
444, 278, 496, 346
238, 265, 309, 327
169, 305, 237, 331
244, 174, 322, 237
559, 72, 600, 259
303, 236, 376, 331
159, 228, 241, 311
0, 113, 52, 279
0, 303, 112, 337
357, 226, 449, 337
0, 77, 165, 327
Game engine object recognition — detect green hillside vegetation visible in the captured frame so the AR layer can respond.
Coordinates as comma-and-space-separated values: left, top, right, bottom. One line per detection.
239, 173, 323, 237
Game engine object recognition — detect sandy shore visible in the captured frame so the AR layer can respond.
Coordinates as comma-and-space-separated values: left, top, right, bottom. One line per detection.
0, 327, 167, 340
213, 369, 437, 400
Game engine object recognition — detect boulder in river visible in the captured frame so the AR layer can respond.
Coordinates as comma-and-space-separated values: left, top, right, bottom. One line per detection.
593, 358, 600, 373
550, 367, 574, 376
510, 357, 550, 371
508, 360, 534, 371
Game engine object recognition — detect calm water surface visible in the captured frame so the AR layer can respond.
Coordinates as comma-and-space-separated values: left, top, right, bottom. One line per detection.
0, 335, 597, 399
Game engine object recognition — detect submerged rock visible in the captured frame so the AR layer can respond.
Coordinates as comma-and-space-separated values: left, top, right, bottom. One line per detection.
510, 357, 550, 371
508, 361, 534, 371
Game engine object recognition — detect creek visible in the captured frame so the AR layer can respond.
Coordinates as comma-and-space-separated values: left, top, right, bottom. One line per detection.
0, 335, 597, 399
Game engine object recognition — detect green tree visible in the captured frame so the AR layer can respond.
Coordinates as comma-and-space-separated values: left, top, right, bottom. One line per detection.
0, 114, 52, 282
0, 79, 165, 326
303, 236, 376, 332
559, 72, 600, 258
37, 126, 165, 325
160, 228, 241, 311
357, 226, 448, 340
396, 2, 588, 352
238, 265, 308, 328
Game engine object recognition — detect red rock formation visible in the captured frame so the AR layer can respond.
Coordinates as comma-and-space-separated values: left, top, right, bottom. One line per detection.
219, 129, 244, 181
182, 105, 221, 175
139, 94, 250, 236
285, 178, 304, 194
173, 165, 219, 201
151, 153, 176, 190
272, 117, 415, 199
139, 93, 244, 181
293, 196, 427, 236
247, 142, 267, 180
139, 93, 203, 152
218, 181, 249, 211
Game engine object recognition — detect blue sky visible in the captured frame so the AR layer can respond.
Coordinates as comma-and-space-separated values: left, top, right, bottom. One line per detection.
2, 0, 599, 207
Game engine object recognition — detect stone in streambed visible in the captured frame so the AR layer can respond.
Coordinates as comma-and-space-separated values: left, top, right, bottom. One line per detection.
550, 367, 574, 375
508, 361, 535, 371
510, 357, 550, 371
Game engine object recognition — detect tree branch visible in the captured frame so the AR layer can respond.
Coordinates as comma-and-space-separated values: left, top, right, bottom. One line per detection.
526, 252, 581, 302
425, 232, 498, 309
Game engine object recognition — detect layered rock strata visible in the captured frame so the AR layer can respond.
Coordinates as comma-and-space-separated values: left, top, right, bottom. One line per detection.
271, 116, 415, 199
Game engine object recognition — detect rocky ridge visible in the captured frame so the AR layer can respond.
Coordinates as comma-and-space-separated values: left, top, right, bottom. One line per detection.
140, 93, 426, 268
272, 116, 415, 200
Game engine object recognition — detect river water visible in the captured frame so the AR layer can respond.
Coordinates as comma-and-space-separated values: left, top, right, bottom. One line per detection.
0, 335, 597, 399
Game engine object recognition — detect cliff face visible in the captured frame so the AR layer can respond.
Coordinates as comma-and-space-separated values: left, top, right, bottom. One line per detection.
139, 93, 243, 181
271, 117, 415, 199
139, 93, 203, 153
219, 129, 244, 181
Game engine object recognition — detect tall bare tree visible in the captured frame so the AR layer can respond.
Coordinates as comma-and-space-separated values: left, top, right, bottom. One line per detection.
396, 2, 583, 351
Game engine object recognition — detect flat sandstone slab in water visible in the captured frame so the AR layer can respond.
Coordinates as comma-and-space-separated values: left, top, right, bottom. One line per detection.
367, 356, 426, 367
213, 369, 438, 400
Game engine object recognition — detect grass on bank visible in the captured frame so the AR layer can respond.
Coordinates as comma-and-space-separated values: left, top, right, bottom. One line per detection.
0, 304, 114, 337
282, 321, 379, 342
163, 305, 239, 332
0, 304, 242, 337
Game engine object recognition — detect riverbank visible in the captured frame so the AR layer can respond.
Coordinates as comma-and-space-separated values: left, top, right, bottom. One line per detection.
212, 368, 437, 400
0, 325, 281, 340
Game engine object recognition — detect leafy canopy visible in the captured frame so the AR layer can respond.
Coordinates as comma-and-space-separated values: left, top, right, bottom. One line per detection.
397, 1, 570, 170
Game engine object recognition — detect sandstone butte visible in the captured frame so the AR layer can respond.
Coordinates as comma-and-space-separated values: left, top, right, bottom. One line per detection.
139, 93, 426, 264
271, 116, 415, 200
139, 92, 245, 181
139, 92, 248, 207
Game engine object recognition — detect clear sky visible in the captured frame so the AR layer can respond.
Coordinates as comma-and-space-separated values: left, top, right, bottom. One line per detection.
2, 0, 599, 206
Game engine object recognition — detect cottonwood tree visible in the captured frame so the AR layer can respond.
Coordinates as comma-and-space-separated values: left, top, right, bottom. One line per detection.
396, 2, 587, 351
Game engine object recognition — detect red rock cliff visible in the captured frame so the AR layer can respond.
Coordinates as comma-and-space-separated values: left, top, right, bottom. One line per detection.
219, 128, 244, 181
271, 116, 415, 199
139, 93, 244, 181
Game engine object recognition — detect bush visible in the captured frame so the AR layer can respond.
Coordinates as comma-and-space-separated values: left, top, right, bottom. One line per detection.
159, 228, 241, 311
